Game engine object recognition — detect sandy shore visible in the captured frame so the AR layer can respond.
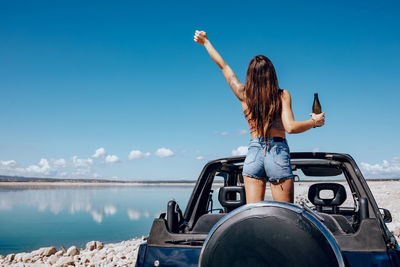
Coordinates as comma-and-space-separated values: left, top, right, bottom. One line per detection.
366, 181, 400, 240
0, 181, 398, 266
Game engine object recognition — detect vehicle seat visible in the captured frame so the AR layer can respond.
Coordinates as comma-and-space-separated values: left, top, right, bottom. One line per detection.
318, 213, 355, 235
191, 186, 246, 234
218, 186, 246, 213
308, 183, 346, 213
191, 213, 226, 233
308, 183, 354, 234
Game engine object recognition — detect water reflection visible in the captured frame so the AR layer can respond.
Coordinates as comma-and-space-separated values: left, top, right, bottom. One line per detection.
0, 185, 193, 255
127, 208, 150, 221
0, 187, 152, 224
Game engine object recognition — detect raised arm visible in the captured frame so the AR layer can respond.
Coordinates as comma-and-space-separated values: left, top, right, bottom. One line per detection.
281, 90, 325, 134
194, 30, 245, 101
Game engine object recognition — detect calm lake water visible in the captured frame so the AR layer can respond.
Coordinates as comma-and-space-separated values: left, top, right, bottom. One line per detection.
0, 185, 194, 256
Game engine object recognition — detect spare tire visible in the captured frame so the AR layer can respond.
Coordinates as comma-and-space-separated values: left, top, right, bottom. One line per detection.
199, 201, 344, 267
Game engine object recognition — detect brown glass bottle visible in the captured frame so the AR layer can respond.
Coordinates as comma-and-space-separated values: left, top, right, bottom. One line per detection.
312, 93, 322, 114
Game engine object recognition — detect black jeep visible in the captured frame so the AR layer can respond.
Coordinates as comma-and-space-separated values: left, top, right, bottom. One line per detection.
135, 152, 400, 267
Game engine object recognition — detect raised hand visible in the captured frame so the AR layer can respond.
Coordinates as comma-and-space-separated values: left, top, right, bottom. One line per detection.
310, 112, 325, 127
194, 30, 208, 45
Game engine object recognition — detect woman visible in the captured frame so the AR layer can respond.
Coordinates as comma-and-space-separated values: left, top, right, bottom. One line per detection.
194, 30, 325, 204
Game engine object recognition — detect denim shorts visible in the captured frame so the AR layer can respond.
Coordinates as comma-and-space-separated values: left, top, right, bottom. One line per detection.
242, 137, 294, 182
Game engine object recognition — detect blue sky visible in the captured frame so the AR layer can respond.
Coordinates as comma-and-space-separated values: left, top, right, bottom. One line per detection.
0, 0, 399, 180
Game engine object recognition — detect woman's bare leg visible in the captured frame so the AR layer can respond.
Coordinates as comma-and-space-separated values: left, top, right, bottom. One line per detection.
270, 178, 294, 203
244, 176, 266, 204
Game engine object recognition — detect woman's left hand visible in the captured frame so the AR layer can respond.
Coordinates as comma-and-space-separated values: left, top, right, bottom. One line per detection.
310, 112, 325, 127
194, 30, 208, 45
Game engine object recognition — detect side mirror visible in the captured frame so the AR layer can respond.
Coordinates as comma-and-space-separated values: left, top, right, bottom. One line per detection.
293, 175, 300, 182
379, 208, 392, 223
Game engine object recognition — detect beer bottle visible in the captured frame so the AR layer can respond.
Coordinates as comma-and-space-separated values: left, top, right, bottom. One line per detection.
312, 93, 322, 114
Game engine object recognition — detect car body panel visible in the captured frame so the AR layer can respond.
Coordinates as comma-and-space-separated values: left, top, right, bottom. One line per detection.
342, 252, 391, 267
135, 243, 201, 267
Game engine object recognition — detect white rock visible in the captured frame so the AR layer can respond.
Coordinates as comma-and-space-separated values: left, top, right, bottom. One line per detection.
55, 250, 64, 257
22, 253, 32, 262
86, 241, 96, 251
31, 249, 41, 257
55, 256, 74, 266
95, 241, 104, 250
31, 255, 41, 263
93, 252, 106, 262
14, 253, 25, 262
47, 254, 58, 265
40, 246, 57, 257
125, 252, 135, 259
81, 256, 91, 264
67, 245, 80, 257
5, 253, 15, 262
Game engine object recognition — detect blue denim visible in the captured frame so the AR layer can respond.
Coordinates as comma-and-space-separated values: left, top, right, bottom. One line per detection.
242, 137, 293, 182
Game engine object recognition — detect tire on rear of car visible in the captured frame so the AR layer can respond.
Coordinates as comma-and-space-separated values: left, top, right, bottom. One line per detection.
199, 201, 344, 267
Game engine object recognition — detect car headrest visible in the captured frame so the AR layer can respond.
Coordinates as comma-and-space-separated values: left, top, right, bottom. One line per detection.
308, 183, 346, 207
218, 186, 246, 210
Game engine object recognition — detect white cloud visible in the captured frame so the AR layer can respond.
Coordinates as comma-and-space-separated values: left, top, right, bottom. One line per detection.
52, 158, 67, 168
221, 131, 229, 136
25, 158, 52, 175
196, 155, 204, 160
155, 148, 175, 158
0, 158, 68, 177
72, 156, 93, 168
231, 146, 248, 156
105, 155, 120, 164
92, 147, 107, 158
361, 157, 400, 178
0, 155, 104, 178
128, 150, 151, 160
0, 160, 17, 167
312, 147, 320, 153
237, 129, 248, 136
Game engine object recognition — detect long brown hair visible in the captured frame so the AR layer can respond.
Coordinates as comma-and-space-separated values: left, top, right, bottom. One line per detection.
244, 55, 282, 137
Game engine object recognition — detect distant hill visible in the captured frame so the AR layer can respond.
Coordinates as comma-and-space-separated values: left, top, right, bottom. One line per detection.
0, 175, 197, 184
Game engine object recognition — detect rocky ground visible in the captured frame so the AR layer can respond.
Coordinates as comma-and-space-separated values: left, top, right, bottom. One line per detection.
0, 238, 144, 267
